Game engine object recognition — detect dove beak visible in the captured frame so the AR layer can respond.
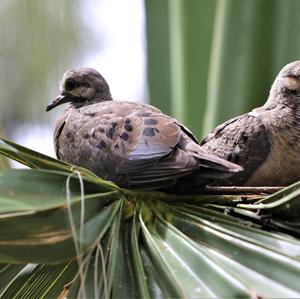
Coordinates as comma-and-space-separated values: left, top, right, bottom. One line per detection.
46, 94, 69, 111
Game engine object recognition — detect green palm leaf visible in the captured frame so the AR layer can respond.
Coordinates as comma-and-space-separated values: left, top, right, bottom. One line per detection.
0, 137, 300, 298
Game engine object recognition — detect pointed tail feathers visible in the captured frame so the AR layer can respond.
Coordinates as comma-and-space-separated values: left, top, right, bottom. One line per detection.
196, 149, 243, 179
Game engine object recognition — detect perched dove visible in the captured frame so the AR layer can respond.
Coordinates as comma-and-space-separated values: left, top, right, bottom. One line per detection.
201, 61, 300, 186
46, 68, 241, 192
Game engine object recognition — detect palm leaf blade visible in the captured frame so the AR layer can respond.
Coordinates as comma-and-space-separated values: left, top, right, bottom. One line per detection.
0, 139, 300, 297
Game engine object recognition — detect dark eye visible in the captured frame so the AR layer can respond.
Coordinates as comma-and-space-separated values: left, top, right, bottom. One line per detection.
65, 79, 76, 91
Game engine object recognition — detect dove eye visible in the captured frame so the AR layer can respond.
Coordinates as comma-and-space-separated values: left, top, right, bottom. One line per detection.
65, 79, 77, 91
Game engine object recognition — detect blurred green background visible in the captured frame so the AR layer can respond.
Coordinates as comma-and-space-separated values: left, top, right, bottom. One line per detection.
1, 0, 300, 161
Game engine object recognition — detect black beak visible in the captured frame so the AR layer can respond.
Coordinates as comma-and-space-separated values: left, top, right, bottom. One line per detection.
46, 94, 69, 111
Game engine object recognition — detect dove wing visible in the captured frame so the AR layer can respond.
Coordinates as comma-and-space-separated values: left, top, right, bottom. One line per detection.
201, 113, 271, 185
117, 113, 199, 189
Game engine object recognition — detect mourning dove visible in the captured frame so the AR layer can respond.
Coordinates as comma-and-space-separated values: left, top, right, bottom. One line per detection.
201, 61, 300, 186
46, 68, 241, 192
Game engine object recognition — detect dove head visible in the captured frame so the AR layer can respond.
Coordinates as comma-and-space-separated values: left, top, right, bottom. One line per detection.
46, 68, 112, 111
265, 61, 300, 108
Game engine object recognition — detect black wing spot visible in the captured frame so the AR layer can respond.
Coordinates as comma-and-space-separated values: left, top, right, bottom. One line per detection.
83, 133, 89, 139
143, 127, 156, 137
124, 124, 133, 131
120, 132, 129, 141
106, 123, 117, 139
144, 118, 158, 125
96, 140, 107, 149
105, 122, 117, 139
106, 129, 114, 139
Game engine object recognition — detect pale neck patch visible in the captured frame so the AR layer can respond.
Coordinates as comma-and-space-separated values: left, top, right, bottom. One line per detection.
248, 110, 260, 118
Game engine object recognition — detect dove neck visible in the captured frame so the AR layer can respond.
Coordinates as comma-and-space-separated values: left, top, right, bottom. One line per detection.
71, 97, 113, 108
263, 95, 300, 117
260, 94, 300, 132
264, 77, 300, 110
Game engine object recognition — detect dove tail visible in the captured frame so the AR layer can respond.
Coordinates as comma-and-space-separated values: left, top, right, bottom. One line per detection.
196, 150, 243, 179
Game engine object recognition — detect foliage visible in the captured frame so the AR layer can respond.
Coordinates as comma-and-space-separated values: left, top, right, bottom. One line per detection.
1, 137, 300, 298
146, 0, 300, 137
0, 0, 84, 128
0, 131, 9, 170
204, 0, 300, 135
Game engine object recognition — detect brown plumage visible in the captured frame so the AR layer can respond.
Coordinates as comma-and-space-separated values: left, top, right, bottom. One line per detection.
201, 61, 300, 186
46, 67, 241, 192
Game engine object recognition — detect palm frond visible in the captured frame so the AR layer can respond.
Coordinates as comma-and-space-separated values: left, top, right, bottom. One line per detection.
0, 137, 300, 298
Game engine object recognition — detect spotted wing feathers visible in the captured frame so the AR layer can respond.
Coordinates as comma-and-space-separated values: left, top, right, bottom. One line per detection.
201, 113, 270, 185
